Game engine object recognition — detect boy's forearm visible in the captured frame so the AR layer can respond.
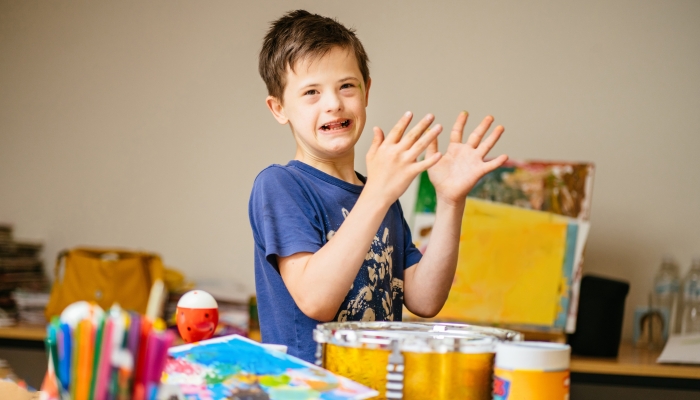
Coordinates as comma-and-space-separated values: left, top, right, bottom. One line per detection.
404, 198, 465, 317
283, 190, 393, 321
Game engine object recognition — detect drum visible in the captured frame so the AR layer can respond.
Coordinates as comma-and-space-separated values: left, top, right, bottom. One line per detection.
313, 322, 522, 400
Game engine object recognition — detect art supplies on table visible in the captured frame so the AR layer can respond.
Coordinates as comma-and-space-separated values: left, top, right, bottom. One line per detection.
494, 342, 571, 400
314, 321, 522, 400
42, 301, 175, 400
164, 334, 378, 399
175, 290, 219, 343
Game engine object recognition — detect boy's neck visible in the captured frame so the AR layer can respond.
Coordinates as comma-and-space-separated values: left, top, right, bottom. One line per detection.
294, 151, 362, 185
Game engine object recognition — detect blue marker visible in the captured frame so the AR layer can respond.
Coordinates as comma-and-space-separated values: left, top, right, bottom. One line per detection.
146, 382, 158, 400
59, 322, 72, 391
45, 324, 60, 387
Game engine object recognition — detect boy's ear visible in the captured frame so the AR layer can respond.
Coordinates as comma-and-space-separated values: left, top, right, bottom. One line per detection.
364, 78, 372, 106
265, 96, 288, 124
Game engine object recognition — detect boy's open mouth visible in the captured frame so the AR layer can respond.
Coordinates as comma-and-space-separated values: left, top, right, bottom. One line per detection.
320, 119, 351, 131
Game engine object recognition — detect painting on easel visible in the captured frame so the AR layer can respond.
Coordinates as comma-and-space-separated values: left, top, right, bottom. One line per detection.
412, 161, 594, 333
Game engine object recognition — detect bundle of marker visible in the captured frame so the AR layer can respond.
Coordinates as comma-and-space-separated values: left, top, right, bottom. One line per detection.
42, 301, 175, 400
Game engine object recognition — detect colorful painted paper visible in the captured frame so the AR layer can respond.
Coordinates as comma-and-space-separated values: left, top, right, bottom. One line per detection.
418, 160, 595, 218
164, 335, 378, 400
411, 160, 594, 332
435, 199, 570, 326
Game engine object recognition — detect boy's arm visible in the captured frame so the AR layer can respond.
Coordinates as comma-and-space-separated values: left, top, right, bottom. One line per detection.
404, 112, 508, 317
403, 198, 463, 317
278, 112, 443, 322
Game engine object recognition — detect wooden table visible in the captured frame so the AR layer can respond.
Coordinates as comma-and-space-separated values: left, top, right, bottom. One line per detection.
0, 324, 46, 350
570, 342, 700, 391
0, 324, 46, 342
0, 325, 698, 390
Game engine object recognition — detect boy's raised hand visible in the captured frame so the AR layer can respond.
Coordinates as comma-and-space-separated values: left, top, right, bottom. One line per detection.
365, 112, 443, 206
427, 112, 508, 207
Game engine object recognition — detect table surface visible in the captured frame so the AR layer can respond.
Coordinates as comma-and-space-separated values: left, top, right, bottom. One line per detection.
1, 324, 699, 379
0, 324, 46, 341
570, 341, 700, 380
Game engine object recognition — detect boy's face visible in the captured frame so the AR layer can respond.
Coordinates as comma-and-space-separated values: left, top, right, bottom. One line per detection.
266, 47, 371, 163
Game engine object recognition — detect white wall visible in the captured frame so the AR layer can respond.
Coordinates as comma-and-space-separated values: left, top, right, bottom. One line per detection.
1, 1, 698, 338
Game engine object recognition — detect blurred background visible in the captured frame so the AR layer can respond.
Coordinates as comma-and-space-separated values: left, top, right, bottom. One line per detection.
0, 0, 698, 345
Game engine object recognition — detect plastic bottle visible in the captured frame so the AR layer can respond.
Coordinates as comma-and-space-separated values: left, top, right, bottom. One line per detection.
680, 258, 700, 334
652, 255, 680, 336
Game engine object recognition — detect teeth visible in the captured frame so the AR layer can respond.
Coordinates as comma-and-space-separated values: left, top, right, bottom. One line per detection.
321, 120, 350, 131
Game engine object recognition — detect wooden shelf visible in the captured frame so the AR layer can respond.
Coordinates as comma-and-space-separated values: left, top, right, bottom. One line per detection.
571, 341, 700, 380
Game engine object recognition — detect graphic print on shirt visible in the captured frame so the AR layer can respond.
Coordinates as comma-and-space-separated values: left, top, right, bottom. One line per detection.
333, 208, 404, 322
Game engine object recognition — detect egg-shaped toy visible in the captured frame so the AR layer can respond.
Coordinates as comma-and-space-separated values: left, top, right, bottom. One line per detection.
60, 301, 104, 328
176, 290, 219, 343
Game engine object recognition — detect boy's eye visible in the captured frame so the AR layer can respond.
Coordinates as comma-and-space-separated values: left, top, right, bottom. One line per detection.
304, 89, 318, 96
340, 83, 354, 89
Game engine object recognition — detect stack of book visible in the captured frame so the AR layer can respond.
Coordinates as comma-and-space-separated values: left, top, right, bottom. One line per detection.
0, 224, 49, 326
13, 289, 50, 325
0, 225, 10, 250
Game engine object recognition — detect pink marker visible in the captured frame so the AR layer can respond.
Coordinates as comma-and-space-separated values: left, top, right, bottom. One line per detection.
94, 318, 113, 400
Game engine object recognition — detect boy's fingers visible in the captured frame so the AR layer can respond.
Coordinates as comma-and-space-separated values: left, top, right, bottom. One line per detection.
450, 111, 469, 143
385, 111, 413, 143
410, 124, 442, 159
477, 125, 505, 156
484, 154, 509, 171
401, 114, 435, 148
425, 136, 439, 158
414, 151, 442, 172
367, 127, 385, 158
466, 115, 494, 148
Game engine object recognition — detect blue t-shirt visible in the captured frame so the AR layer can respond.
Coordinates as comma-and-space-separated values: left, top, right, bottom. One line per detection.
248, 160, 423, 362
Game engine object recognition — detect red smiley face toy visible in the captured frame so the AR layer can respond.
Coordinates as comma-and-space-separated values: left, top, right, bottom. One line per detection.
176, 290, 219, 343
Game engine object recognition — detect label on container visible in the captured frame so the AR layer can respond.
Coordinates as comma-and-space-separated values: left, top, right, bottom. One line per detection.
493, 368, 569, 400
684, 282, 700, 301
655, 281, 679, 296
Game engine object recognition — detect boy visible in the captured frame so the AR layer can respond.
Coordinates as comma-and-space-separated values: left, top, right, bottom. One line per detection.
249, 9, 507, 362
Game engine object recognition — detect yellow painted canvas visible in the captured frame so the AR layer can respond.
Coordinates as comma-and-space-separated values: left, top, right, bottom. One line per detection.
436, 198, 570, 326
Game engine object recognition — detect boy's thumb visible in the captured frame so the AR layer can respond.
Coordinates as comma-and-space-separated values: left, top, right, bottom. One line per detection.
367, 127, 384, 156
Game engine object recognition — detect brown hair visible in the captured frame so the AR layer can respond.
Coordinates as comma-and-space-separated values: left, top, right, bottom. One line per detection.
259, 9, 370, 101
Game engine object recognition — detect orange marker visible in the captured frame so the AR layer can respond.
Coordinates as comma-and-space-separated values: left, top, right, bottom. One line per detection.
76, 319, 95, 400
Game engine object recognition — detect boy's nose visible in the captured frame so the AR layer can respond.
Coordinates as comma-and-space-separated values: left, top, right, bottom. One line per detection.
323, 92, 343, 112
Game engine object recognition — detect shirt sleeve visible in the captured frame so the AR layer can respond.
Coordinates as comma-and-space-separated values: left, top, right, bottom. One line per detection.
249, 166, 324, 269
397, 201, 423, 269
